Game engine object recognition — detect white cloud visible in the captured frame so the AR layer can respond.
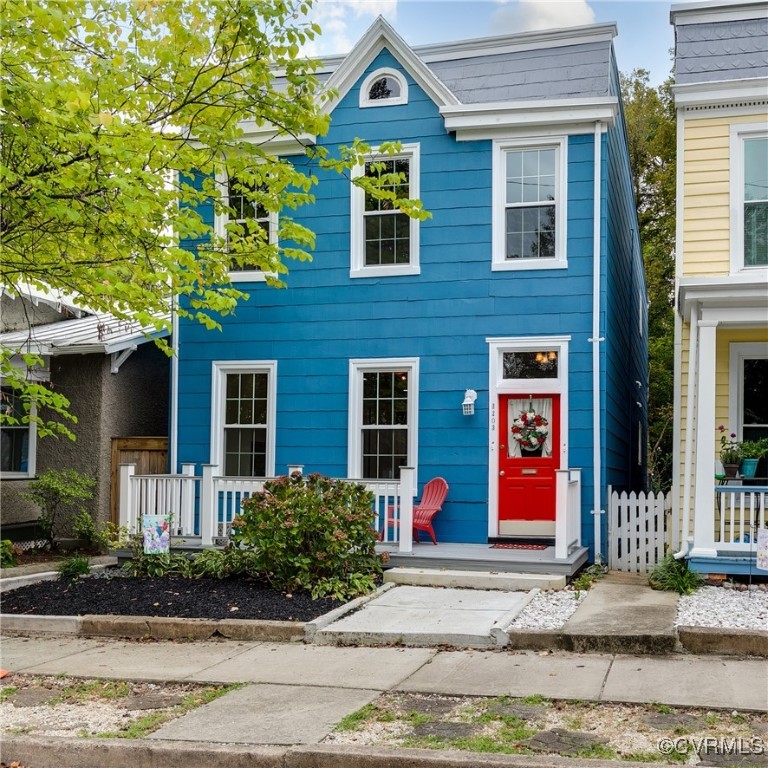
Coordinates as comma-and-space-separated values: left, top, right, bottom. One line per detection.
303, 0, 399, 57
491, 0, 595, 34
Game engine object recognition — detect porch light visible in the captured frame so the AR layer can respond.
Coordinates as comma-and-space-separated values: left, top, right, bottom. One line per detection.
462, 389, 477, 416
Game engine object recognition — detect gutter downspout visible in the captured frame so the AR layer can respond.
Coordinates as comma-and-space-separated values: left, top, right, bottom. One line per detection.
169, 296, 179, 474
591, 121, 605, 562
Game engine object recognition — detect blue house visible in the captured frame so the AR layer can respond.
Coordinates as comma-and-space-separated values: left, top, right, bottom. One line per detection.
167, 19, 647, 573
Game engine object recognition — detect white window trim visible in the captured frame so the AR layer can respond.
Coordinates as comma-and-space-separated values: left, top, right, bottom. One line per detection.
214, 170, 277, 284
491, 136, 568, 271
0, 395, 37, 480
350, 144, 421, 278
486, 336, 570, 537
359, 68, 408, 108
210, 360, 277, 477
728, 342, 768, 441
347, 357, 419, 480
729, 123, 768, 276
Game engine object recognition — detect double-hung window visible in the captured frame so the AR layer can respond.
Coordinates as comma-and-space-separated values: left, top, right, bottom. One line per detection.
211, 362, 276, 477
730, 125, 768, 271
350, 145, 420, 278
215, 174, 276, 282
348, 359, 419, 480
492, 137, 567, 270
0, 385, 35, 477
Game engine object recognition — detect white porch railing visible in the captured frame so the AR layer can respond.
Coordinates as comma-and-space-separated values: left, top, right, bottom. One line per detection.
118, 463, 415, 553
714, 486, 767, 551
555, 468, 582, 560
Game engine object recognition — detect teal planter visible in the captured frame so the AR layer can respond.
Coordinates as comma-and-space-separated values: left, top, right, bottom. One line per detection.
740, 458, 759, 478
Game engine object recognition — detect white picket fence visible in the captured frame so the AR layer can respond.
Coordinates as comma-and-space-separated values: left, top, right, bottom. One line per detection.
608, 489, 670, 573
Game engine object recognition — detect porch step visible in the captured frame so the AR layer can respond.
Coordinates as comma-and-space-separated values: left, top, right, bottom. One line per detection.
384, 567, 565, 591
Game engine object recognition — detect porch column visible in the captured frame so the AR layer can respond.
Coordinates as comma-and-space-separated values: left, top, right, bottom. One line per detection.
690, 320, 718, 558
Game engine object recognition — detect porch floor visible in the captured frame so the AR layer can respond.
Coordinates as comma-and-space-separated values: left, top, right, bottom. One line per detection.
380, 542, 589, 577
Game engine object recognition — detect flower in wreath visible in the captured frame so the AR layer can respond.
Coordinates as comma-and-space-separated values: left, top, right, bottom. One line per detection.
510, 407, 549, 449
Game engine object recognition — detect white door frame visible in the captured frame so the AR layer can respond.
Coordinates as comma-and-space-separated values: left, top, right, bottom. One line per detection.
486, 336, 570, 538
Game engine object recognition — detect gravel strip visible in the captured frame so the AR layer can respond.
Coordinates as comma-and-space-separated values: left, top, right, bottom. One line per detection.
677, 586, 768, 630
509, 589, 586, 630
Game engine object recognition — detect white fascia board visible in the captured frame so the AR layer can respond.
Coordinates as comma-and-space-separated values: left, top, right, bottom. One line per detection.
321, 17, 460, 114
672, 78, 768, 108
236, 124, 317, 156
678, 275, 768, 320
670, 1, 768, 25
442, 98, 617, 139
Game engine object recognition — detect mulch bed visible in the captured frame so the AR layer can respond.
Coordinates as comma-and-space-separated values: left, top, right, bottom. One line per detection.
1, 574, 345, 622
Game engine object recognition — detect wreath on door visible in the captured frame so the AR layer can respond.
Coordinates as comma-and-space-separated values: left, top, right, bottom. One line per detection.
510, 405, 549, 451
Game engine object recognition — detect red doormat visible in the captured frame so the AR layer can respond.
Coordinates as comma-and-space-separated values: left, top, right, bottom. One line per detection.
490, 542, 549, 550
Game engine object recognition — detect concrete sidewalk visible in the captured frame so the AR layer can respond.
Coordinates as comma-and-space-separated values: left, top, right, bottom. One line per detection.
3, 635, 767, 768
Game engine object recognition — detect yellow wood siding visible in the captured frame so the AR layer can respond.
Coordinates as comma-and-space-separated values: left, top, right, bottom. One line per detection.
681, 112, 768, 277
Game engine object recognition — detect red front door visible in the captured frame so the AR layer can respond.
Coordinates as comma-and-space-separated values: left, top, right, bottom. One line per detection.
498, 394, 560, 536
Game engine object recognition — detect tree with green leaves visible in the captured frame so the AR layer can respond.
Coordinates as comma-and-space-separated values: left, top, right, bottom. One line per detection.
620, 68, 676, 492
1, 0, 427, 439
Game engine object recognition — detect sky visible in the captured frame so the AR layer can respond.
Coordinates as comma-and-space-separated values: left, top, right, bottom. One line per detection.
303, 0, 681, 86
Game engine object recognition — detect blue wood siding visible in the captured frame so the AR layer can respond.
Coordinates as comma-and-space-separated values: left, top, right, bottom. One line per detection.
177, 48, 643, 550
604, 54, 649, 509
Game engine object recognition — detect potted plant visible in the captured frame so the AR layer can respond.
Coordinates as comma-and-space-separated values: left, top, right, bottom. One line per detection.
718, 425, 741, 477
739, 438, 768, 479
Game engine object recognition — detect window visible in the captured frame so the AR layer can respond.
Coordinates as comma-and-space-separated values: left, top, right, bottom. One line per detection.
492, 138, 567, 270
350, 145, 420, 278
214, 174, 277, 283
211, 362, 276, 477
502, 350, 559, 379
348, 359, 419, 480
730, 125, 767, 271
729, 343, 768, 444
359, 69, 408, 108
1, 385, 36, 477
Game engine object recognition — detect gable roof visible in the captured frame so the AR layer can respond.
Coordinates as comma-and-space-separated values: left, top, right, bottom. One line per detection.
321, 16, 461, 112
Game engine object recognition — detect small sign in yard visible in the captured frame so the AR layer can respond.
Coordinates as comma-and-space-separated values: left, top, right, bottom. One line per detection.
142, 514, 171, 555
757, 529, 768, 572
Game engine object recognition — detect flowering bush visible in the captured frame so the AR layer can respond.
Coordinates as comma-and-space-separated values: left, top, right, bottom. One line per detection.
510, 408, 549, 451
231, 473, 382, 600
718, 425, 741, 464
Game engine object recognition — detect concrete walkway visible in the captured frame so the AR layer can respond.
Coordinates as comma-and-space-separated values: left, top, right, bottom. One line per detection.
3, 635, 767, 767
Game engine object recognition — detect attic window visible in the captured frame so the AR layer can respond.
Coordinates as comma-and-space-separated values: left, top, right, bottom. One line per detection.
360, 69, 408, 107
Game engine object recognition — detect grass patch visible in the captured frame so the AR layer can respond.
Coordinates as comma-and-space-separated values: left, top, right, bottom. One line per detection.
54, 679, 131, 704
521, 694, 549, 706
575, 743, 617, 759
92, 684, 243, 739
622, 749, 688, 763
0, 686, 18, 702
405, 732, 533, 755
335, 703, 384, 732
651, 702, 673, 714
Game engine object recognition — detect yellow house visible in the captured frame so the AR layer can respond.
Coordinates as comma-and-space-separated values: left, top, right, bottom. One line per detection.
671, 1, 768, 575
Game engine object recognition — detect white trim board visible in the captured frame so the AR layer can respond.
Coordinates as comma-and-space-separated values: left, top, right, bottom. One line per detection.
486, 336, 570, 538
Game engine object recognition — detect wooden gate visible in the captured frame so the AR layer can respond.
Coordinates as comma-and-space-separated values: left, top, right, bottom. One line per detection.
608, 489, 670, 573
110, 437, 168, 524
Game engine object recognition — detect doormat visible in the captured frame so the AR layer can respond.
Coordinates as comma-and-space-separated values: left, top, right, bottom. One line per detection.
490, 542, 549, 550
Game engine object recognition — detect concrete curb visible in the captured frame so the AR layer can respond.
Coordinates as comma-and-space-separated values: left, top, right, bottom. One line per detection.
0, 558, 117, 594
0, 612, 306, 643
1, 735, 671, 768
304, 582, 395, 642
677, 625, 768, 657
490, 587, 541, 647
506, 629, 564, 651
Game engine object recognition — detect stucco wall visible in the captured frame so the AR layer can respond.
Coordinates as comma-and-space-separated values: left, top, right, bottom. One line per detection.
0, 294, 67, 332
1, 345, 169, 530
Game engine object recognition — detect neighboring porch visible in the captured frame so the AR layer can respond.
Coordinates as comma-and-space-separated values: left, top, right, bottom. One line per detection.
677, 278, 768, 575
117, 464, 587, 577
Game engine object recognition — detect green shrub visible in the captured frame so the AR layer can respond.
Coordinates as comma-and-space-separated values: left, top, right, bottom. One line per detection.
649, 555, 703, 595
72, 509, 111, 553
124, 547, 192, 578
58, 555, 91, 579
231, 473, 382, 599
1, 539, 19, 568
23, 469, 96, 548
189, 547, 261, 579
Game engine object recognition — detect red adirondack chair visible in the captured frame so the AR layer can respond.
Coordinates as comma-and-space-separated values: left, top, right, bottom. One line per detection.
380, 477, 449, 545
